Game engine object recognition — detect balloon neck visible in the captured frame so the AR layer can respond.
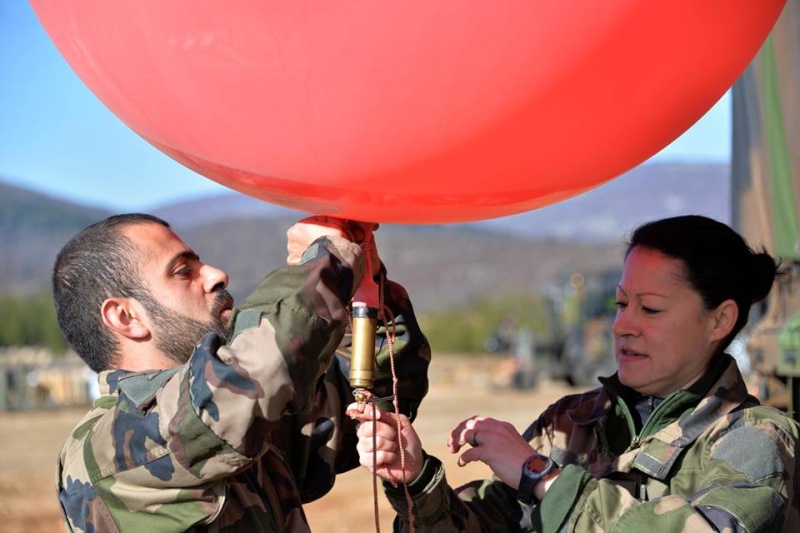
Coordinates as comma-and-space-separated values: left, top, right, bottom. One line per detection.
353, 244, 379, 307
353, 275, 379, 308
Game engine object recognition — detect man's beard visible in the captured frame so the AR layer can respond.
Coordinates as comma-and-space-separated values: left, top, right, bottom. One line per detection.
141, 290, 233, 365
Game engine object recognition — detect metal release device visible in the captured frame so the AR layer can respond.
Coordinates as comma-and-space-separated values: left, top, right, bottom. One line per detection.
348, 235, 380, 408
350, 301, 378, 406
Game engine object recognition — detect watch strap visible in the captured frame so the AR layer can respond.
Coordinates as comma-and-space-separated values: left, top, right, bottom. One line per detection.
517, 452, 554, 504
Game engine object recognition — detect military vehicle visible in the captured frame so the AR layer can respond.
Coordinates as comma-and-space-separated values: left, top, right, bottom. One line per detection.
555, 270, 620, 387
731, 1, 800, 419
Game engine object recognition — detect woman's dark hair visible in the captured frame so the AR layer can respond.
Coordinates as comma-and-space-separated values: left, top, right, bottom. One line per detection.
52, 213, 170, 372
627, 215, 780, 353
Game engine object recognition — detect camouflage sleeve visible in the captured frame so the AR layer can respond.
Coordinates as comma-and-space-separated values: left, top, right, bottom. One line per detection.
271, 268, 432, 503
380, 402, 562, 531
382, 455, 526, 532
564, 406, 800, 532
141, 235, 363, 479
384, 405, 800, 533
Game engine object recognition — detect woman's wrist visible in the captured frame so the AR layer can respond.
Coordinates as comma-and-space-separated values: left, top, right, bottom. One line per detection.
534, 467, 561, 500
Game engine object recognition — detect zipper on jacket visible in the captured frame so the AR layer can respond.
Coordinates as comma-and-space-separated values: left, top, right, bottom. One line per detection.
633, 396, 661, 445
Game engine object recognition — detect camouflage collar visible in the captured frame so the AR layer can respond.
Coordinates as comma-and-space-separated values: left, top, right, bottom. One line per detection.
98, 367, 181, 407
564, 355, 756, 480
599, 354, 738, 428
624, 356, 753, 480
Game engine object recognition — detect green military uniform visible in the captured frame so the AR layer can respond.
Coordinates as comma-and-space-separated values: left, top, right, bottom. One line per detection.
56, 236, 431, 532
387, 354, 799, 532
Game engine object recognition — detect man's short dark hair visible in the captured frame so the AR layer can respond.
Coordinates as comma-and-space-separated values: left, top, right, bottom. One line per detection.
52, 213, 170, 372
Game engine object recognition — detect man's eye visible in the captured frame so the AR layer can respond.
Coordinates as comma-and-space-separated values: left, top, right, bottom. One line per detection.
175, 266, 192, 277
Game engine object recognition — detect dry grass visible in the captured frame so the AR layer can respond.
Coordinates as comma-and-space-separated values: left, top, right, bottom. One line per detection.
0, 355, 580, 532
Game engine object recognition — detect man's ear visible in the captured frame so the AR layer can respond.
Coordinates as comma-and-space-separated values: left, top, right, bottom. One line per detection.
709, 299, 738, 343
101, 297, 150, 340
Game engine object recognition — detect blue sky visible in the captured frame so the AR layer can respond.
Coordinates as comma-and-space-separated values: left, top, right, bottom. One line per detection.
1, 2, 731, 212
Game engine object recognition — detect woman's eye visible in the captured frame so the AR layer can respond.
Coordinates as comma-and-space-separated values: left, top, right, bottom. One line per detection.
642, 306, 660, 314
614, 300, 627, 309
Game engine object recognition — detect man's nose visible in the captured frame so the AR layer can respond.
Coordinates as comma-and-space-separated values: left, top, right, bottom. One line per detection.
202, 264, 229, 293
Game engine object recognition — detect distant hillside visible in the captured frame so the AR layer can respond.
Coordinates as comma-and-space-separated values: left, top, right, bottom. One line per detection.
0, 180, 623, 311
151, 162, 729, 242
151, 194, 300, 228
0, 161, 729, 310
0, 180, 111, 294
467, 162, 730, 241
0, 180, 110, 232
178, 218, 625, 311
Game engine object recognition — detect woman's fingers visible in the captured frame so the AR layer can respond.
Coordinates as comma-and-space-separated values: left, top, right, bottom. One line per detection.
448, 415, 489, 452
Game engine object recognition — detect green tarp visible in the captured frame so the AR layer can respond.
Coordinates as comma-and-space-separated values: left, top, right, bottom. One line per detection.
732, 0, 800, 261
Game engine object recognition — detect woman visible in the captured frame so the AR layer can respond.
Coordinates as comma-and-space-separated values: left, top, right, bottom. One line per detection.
352, 215, 800, 532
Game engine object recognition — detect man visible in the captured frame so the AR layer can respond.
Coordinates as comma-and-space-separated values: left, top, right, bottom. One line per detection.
53, 213, 430, 532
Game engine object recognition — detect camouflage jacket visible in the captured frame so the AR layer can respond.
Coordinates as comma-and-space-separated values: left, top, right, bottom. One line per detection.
387, 354, 800, 532
56, 236, 431, 532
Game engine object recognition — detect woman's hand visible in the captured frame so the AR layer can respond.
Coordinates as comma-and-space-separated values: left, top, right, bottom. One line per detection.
349, 403, 425, 484
448, 415, 536, 489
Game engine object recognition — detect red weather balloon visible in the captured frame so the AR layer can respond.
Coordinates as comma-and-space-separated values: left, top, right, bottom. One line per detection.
32, 1, 785, 223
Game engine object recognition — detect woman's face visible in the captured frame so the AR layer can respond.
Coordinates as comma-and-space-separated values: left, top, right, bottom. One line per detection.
613, 246, 730, 397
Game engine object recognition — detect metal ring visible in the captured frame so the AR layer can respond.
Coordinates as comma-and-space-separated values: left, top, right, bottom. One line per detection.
471, 431, 479, 447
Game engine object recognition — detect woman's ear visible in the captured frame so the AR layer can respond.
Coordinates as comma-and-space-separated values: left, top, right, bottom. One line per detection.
101, 297, 150, 340
709, 299, 738, 343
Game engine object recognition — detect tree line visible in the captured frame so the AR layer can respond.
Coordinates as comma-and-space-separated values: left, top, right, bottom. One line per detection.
0, 290, 560, 356
0, 292, 67, 352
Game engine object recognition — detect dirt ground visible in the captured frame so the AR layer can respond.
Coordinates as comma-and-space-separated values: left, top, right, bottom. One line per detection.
0, 355, 580, 533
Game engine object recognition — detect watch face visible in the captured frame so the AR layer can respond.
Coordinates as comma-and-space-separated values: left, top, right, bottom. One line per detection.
527, 454, 550, 475
518, 453, 553, 504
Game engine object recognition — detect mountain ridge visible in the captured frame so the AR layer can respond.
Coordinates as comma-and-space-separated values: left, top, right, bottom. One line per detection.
0, 161, 730, 311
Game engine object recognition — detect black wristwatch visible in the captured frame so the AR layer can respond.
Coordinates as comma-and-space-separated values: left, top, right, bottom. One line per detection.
517, 452, 554, 504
